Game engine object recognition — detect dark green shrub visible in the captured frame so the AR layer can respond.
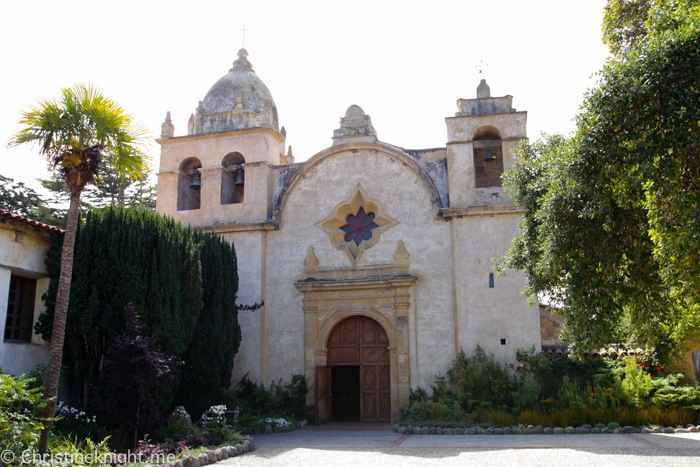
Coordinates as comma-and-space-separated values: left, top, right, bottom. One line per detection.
401, 398, 468, 423
650, 373, 700, 411
37, 206, 243, 434
516, 346, 609, 399
221, 373, 312, 427
446, 345, 518, 411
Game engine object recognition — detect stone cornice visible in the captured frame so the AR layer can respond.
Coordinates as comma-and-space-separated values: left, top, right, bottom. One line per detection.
439, 205, 523, 218
156, 161, 276, 177
295, 274, 417, 292
156, 126, 285, 145
445, 110, 528, 121
193, 222, 276, 233
446, 136, 525, 145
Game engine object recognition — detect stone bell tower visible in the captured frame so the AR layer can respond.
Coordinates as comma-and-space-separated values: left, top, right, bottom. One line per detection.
155, 49, 286, 229
445, 79, 527, 208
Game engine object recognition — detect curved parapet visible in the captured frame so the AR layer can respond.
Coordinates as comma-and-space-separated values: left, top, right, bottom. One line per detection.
267, 141, 445, 228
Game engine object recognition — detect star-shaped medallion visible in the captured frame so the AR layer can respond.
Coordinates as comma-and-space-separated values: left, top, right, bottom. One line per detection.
317, 184, 398, 265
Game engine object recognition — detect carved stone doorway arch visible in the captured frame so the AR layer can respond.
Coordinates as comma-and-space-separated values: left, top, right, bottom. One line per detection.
295, 251, 416, 424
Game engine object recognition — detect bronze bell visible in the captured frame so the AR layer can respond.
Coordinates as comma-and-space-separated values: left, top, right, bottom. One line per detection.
485, 149, 495, 162
235, 168, 245, 187
190, 173, 201, 190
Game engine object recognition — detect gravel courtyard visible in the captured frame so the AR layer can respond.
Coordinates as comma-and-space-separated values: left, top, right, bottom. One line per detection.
223, 423, 700, 467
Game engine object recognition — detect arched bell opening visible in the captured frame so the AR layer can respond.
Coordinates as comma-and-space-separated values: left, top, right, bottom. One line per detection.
316, 315, 391, 423
177, 157, 202, 211
221, 152, 245, 205
473, 126, 504, 188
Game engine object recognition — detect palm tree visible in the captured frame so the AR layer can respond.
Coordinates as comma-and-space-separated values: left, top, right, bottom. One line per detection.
8, 83, 150, 454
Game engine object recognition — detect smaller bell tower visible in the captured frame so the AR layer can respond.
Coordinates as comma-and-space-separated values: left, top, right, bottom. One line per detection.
445, 79, 527, 208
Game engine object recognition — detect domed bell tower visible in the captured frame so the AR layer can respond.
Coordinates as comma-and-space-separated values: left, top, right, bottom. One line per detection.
155, 49, 286, 229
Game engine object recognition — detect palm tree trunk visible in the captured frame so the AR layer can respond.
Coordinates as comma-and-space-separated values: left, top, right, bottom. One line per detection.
38, 187, 82, 455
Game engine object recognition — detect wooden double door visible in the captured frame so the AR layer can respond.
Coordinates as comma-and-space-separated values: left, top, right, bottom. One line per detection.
316, 316, 391, 423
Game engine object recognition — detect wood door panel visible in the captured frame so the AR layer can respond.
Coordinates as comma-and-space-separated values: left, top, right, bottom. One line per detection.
378, 393, 391, 419
362, 347, 390, 364
379, 365, 391, 390
326, 315, 391, 423
316, 366, 332, 424
363, 393, 377, 420
328, 347, 359, 365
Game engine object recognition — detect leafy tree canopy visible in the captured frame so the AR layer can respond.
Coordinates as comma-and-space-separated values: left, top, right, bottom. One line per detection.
603, 0, 700, 55
498, 4, 700, 361
0, 174, 66, 227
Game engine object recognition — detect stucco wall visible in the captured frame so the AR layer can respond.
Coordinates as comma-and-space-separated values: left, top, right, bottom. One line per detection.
452, 213, 540, 365
220, 230, 264, 387
0, 227, 51, 274
260, 148, 455, 390
0, 225, 52, 376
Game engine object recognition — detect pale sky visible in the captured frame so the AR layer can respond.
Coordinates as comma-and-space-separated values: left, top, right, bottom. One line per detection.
0, 0, 609, 194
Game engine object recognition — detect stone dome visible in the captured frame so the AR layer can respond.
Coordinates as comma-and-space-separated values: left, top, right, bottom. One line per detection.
193, 49, 279, 133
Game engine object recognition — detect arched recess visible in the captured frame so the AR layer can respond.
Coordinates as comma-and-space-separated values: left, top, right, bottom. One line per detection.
318, 314, 392, 423
221, 152, 245, 205
269, 141, 444, 228
473, 126, 504, 188
296, 276, 415, 424
177, 157, 201, 211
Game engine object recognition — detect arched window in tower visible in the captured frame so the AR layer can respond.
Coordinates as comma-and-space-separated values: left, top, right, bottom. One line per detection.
473, 126, 504, 188
177, 157, 202, 211
221, 152, 245, 205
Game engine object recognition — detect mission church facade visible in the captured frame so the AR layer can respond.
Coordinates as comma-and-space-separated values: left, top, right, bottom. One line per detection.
155, 49, 541, 423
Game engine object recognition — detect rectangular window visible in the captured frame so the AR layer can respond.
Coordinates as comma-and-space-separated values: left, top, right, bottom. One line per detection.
489, 273, 495, 288
4, 275, 36, 343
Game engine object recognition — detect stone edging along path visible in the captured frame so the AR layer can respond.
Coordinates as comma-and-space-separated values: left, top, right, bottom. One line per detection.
392, 424, 700, 435
156, 436, 255, 467
154, 421, 310, 467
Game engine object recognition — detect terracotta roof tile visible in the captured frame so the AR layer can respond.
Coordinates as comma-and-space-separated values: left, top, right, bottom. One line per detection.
0, 209, 64, 234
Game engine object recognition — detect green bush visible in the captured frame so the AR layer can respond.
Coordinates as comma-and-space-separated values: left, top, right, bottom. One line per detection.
511, 380, 539, 412
516, 347, 610, 399
221, 373, 312, 429
0, 374, 46, 457
47, 436, 113, 467
401, 398, 468, 423
650, 373, 700, 411
621, 357, 653, 405
446, 345, 518, 411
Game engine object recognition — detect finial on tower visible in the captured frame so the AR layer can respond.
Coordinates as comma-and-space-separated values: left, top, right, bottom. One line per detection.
284, 145, 295, 164
477, 79, 491, 99
161, 111, 174, 138
230, 48, 254, 72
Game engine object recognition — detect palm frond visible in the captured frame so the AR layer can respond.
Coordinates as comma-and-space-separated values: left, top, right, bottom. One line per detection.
7, 82, 150, 187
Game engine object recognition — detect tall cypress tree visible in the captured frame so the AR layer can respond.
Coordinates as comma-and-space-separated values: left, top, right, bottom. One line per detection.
37, 206, 242, 424
176, 232, 241, 415
38, 207, 204, 413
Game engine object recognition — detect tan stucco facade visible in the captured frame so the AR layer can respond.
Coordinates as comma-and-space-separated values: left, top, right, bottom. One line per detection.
156, 62, 541, 422
0, 215, 57, 376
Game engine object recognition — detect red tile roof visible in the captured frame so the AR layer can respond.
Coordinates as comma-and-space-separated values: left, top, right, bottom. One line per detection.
0, 209, 64, 234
